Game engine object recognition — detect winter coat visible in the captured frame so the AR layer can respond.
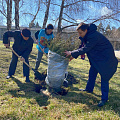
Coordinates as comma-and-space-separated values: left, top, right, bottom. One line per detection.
71, 24, 118, 81
3, 30, 34, 58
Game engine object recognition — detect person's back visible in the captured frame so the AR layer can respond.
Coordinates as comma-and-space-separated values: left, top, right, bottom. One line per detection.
86, 30, 115, 62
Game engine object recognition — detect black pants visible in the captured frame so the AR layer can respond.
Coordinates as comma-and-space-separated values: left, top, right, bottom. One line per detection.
8, 51, 29, 77
85, 65, 109, 101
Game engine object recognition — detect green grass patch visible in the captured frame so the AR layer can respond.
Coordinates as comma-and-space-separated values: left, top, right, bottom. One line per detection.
0, 41, 120, 120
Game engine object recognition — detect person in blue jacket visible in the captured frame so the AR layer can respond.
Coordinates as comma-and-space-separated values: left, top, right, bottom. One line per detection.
34, 24, 54, 72
3, 28, 34, 82
64, 22, 118, 107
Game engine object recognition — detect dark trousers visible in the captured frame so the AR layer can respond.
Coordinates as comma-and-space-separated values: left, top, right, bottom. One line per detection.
8, 51, 29, 77
85, 65, 109, 101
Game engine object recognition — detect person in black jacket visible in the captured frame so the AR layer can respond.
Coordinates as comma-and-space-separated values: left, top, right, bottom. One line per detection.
3, 28, 34, 82
64, 22, 118, 107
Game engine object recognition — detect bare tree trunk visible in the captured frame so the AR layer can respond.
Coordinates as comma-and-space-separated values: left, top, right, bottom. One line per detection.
7, 0, 12, 30
29, 0, 40, 28
14, 0, 20, 30
57, 0, 65, 33
42, 0, 51, 29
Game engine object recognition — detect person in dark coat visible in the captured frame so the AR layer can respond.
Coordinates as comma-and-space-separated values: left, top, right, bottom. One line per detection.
3, 28, 34, 82
64, 22, 118, 107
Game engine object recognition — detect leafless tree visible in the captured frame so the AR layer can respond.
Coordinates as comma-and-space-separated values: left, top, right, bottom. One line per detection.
55, 0, 120, 33
0, 0, 12, 30
1, 0, 120, 32
7, 0, 12, 30
13, 0, 21, 30
23, 0, 51, 29
25, 0, 41, 28
42, 0, 51, 29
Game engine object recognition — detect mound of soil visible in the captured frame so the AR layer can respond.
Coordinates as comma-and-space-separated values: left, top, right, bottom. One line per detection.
34, 70, 78, 94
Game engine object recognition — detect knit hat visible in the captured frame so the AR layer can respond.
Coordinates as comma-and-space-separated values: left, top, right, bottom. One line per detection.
22, 28, 31, 37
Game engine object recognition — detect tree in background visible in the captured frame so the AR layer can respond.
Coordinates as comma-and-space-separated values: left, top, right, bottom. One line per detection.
52, 0, 120, 33
0, 0, 12, 30
29, 22, 41, 28
105, 24, 111, 36
29, 22, 35, 28
42, 0, 51, 29
7, 0, 12, 30
36, 22, 40, 28
24, 0, 51, 29
0, 0, 120, 32
97, 22, 105, 34
13, 0, 21, 30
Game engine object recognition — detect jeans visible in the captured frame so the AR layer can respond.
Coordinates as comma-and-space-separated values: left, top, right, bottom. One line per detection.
85, 65, 109, 101
35, 50, 43, 70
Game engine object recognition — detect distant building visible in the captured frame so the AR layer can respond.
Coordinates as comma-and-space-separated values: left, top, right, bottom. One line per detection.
0, 26, 120, 50
0, 26, 75, 40
0, 26, 42, 40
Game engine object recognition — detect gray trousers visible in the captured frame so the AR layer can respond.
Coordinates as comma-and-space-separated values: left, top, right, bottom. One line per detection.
35, 50, 43, 70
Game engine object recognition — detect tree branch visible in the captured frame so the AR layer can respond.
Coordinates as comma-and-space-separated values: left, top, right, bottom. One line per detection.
110, 17, 120, 22
31, 0, 41, 23
23, 13, 35, 17
62, 18, 77, 24
92, 11, 120, 23
50, 2, 61, 7
63, 13, 77, 22
0, 9, 7, 17
64, 0, 94, 8
61, 24, 78, 30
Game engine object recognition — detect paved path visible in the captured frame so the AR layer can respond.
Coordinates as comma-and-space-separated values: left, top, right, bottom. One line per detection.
115, 51, 120, 59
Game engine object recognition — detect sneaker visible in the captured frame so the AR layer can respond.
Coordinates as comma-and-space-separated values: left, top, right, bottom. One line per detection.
6, 75, 12, 79
79, 89, 93, 93
97, 100, 107, 107
25, 76, 30, 82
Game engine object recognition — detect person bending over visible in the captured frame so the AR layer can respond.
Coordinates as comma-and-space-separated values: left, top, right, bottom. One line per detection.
3, 28, 34, 82
64, 22, 118, 107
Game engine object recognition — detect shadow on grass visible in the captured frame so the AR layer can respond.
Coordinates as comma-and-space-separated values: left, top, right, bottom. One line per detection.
7, 75, 120, 117
9, 77, 50, 107
29, 54, 36, 60
53, 83, 120, 117
108, 88, 120, 115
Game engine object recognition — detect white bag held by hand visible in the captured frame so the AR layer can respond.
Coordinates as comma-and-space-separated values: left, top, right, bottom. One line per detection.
45, 50, 69, 89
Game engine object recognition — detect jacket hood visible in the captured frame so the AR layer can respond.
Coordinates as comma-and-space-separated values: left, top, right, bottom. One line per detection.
79, 24, 97, 43
80, 24, 97, 43
87, 24, 97, 35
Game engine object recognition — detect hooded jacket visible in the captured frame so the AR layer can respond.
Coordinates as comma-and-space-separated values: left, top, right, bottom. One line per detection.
71, 24, 118, 81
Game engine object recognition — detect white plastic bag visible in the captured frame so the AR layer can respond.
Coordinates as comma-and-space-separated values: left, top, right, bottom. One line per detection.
45, 50, 69, 89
